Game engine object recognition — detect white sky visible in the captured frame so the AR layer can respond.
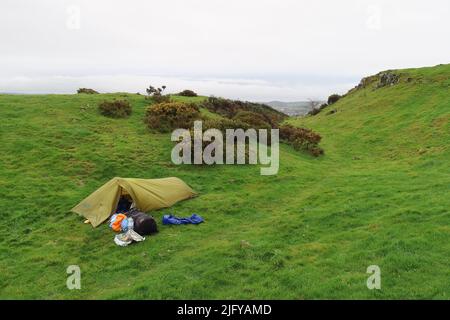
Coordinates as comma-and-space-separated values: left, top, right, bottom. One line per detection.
0, 0, 449, 100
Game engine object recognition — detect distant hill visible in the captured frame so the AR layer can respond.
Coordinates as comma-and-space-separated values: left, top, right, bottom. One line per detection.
265, 100, 326, 116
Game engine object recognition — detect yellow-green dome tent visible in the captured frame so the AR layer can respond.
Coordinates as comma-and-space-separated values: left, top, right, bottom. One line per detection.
71, 177, 197, 227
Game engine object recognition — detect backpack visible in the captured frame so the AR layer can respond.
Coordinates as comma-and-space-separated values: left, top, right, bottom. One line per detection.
126, 209, 158, 236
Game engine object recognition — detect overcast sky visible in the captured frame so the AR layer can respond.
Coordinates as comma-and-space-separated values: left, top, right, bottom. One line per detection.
1, 0, 449, 100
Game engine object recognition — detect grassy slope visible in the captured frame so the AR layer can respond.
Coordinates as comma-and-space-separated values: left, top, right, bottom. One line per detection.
0, 64, 449, 299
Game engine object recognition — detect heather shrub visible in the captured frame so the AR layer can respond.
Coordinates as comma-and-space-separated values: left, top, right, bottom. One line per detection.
232, 111, 272, 130
202, 118, 251, 132
98, 99, 132, 118
200, 97, 286, 126
173, 118, 254, 165
279, 124, 324, 156
145, 102, 200, 132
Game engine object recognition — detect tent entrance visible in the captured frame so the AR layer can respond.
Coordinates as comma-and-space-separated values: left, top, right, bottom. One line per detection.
114, 188, 134, 214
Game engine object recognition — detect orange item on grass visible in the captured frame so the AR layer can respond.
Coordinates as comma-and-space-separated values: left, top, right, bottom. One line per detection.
111, 214, 127, 232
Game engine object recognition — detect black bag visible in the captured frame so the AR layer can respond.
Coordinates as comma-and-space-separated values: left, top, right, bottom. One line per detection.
126, 209, 158, 236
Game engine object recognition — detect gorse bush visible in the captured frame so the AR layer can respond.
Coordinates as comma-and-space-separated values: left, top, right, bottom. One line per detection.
77, 88, 98, 94
178, 89, 198, 97
279, 124, 324, 157
145, 102, 200, 132
98, 100, 132, 118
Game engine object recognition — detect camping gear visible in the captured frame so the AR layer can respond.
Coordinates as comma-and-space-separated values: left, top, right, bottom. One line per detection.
109, 213, 127, 232
109, 209, 157, 235
126, 209, 158, 236
162, 214, 204, 225
114, 229, 145, 247
121, 217, 134, 232
71, 177, 196, 227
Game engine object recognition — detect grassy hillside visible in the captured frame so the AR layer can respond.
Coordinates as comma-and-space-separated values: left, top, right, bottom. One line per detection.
0, 64, 449, 299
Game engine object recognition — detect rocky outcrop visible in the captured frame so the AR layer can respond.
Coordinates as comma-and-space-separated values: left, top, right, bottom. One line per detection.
376, 71, 399, 88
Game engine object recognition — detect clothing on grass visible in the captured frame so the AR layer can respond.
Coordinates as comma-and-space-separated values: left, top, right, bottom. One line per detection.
109, 213, 127, 232
162, 214, 204, 225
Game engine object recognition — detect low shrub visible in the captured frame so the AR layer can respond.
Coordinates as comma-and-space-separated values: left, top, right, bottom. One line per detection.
173, 118, 255, 165
279, 124, 324, 156
202, 118, 251, 132
152, 94, 171, 103
200, 97, 286, 126
327, 94, 341, 105
232, 111, 272, 130
178, 89, 198, 97
98, 100, 132, 118
77, 88, 98, 94
145, 102, 200, 132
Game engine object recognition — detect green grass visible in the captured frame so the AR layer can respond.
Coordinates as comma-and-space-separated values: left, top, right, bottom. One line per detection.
0, 64, 449, 299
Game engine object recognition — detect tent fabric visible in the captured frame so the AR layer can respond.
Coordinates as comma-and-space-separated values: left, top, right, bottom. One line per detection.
71, 177, 197, 227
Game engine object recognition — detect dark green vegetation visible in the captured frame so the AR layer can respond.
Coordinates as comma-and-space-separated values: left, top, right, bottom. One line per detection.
98, 99, 132, 118
0, 64, 449, 299
201, 96, 286, 126
77, 88, 99, 94
145, 96, 323, 157
145, 101, 200, 132
178, 89, 198, 97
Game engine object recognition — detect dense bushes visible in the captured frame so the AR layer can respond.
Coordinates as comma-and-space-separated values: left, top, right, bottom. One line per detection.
327, 94, 341, 105
145, 102, 200, 132
202, 118, 251, 132
152, 94, 171, 103
77, 88, 98, 94
178, 89, 198, 97
280, 125, 324, 156
145, 96, 323, 158
98, 100, 132, 118
232, 111, 272, 130
200, 97, 286, 126
173, 118, 255, 164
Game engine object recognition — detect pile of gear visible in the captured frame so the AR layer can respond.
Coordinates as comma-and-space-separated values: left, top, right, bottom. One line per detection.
109, 195, 159, 246
108, 196, 205, 247
71, 177, 204, 247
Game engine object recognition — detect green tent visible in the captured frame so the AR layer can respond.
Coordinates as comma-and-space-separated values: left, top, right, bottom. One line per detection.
71, 177, 196, 227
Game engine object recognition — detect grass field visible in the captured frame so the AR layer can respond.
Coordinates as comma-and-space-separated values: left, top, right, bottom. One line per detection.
0, 64, 449, 299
